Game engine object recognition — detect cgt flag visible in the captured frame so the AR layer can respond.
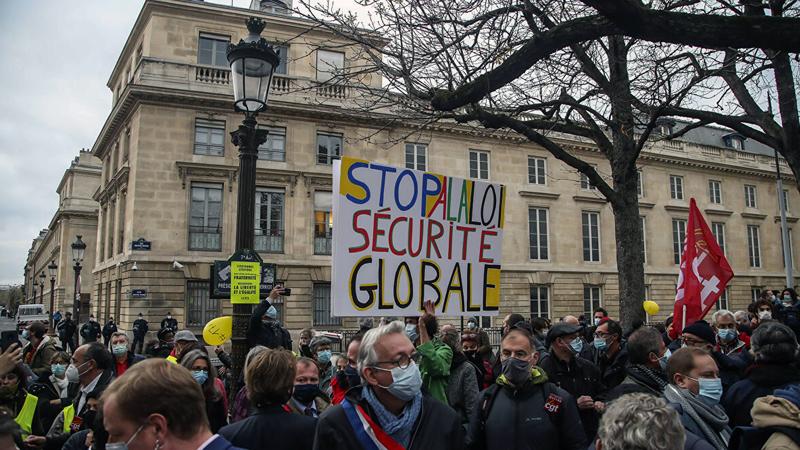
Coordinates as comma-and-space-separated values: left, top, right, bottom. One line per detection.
670, 198, 734, 339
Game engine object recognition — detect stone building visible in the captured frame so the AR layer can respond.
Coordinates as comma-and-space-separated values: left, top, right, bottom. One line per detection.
23, 149, 101, 317
87, 0, 797, 338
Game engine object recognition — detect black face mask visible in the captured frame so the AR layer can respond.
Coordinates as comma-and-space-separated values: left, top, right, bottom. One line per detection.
464, 350, 478, 358
344, 365, 361, 388
82, 410, 96, 430
292, 384, 321, 404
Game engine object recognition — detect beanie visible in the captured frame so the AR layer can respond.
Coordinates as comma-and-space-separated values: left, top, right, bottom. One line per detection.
682, 320, 715, 345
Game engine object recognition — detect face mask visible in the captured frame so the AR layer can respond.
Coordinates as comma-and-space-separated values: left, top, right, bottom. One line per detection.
593, 337, 608, 351
375, 361, 423, 401
593, 318, 601, 326
696, 377, 723, 402
90, 318, 95, 322
21, 330, 29, 340
292, 383, 321, 404
758, 311, 772, 320
51, 364, 66, 377
783, 295, 793, 304
266, 305, 278, 320
317, 350, 332, 364
467, 322, 477, 330
191, 370, 209, 385
464, 350, 477, 358
112, 344, 128, 357
405, 324, 418, 342
658, 349, 671, 371
501, 357, 531, 386
717, 328, 736, 342
106, 423, 144, 450
65, 361, 90, 384
568, 338, 583, 354
0, 384, 17, 399
344, 365, 361, 388
82, 410, 96, 430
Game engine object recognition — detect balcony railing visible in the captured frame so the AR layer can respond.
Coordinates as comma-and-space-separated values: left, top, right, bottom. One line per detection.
314, 232, 332, 255
189, 226, 222, 251
255, 229, 284, 253
316, 84, 347, 99
195, 65, 230, 84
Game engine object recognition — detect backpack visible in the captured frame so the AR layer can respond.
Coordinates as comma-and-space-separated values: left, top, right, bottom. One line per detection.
729, 425, 800, 450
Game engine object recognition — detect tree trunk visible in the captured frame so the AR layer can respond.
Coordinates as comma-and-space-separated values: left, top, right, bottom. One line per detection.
610, 182, 647, 333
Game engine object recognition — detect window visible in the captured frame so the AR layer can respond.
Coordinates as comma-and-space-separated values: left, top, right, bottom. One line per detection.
189, 183, 222, 251
405, 143, 427, 171
747, 225, 761, 268
528, 207, 549, 260
313, 283, 340, 326
583, 285, 602, 318
672, 219, 687, 264
197, 34, 230, 67
316, 50, 344, 82
469, 150, 490, 180
271, 44, 289, 75
99, 206, 107, 261
709, 180, 722, 204
637, 170, 644, 197
781, 228, 794, 268
716, 288, 729, 311
530, 285, 549, 320
641, 216, 647, 264
117, 193, 126, 255
194, 119, 225, 156
314, 191, 333, 255
122, 128, 130, 162
724, 135, 745, 150
751, 287, 762, 303
744, 185, 757, 208
254, 189, 284, 253
711, 222, 726, 255
582, 211, 600, 262
670, 175, 684, 200
257, 126, 286, 161
658, 123, 674, 136
580, 172, 597, 191
528, 157, 546, 185
186, 280, 219, 327
317, 132, 342, 165
781, 189, 790, 213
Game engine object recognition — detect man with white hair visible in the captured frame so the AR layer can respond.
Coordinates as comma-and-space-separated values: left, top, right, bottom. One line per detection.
710, 310, 748, 356
313, 321, 463, 450
595, 393, 685, 450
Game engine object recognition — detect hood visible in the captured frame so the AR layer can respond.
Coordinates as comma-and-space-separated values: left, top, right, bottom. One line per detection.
751, 395, 800, 430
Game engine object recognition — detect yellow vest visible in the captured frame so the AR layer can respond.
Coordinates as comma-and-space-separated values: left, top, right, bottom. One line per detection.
62, 404, 75, 434
166, 355, 178, 364
14, 393, 38, 438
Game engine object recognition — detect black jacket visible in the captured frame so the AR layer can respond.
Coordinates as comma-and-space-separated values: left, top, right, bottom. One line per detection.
45, 370, 115, 450
721, 363, 800, 428
314, 388, 463, 450
220, 403, 316, 450
101, 321, 117, 339
132, 319, 148, 338
57, 319, 76, 339
160, 317, 178, 332
247, 301, 292, 350
591, 344, 628, 390
712, 350, 745, 393
79, 321, 101, 341
111, 352, 145, 377
538, 354, 604, 442
467, 377, 586, 450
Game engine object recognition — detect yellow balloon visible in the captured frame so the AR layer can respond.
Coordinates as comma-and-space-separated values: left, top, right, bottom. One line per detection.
203, 316, 232, 346
643, 300, 660, 316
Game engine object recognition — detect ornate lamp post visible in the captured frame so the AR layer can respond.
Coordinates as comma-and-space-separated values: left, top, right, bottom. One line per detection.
71, 236, 86, 348
48, 260, 57, 331
38, 272, 45, 305
226, 17, 279, 384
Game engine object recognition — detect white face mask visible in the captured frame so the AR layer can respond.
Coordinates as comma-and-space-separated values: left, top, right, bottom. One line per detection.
105, 424, 144, 450
65, 360, 90, 384
758, 310, 772, 320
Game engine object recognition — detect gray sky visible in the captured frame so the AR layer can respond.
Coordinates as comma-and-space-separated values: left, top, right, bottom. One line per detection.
0, 0, 362, 284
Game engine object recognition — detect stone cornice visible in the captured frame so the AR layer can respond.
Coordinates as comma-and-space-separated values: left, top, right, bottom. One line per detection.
704, 208, 734, 216
255, 168, 300, 196
302, 172, 334, 197
664, 204, 690, 213
519, 190, 561, 200
176, 161, 238, 192
741, 212, 768, 220
573, 195, 608, 204
638, 201, 655, 209
94, 167, 130, 204
774, 215, 799, 223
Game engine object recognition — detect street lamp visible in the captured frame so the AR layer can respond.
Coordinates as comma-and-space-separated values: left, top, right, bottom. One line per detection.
48, 260, 57, 332
227, 17, 279, 386
71, 236, 86, 347
38, 271, 45, 305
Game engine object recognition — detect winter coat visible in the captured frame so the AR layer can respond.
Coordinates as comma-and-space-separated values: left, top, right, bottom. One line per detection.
722, 363, 800, 428
220, 403, 315, 450
466, 367, 586, 450
605, 364, 668, 401
132, 318, 148, 338
775, 301, 800, 339
57, 319, 76, 340
590, 344, 628, 390
446, 352, 480, 425
417, 338, 453, 404
28, 371, 70, 433
160, 317, 178, 332
712, 350, 745, 393
247, 301, 292, 350
538, 353, 605, 442
313, 387, 463, 450
24, 335, 58, 377
101, 321, 117, 339
751, 394, 800, 450
79, 321, 101, 342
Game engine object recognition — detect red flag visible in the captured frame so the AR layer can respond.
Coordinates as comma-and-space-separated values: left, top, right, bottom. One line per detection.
670, 198, 734, 339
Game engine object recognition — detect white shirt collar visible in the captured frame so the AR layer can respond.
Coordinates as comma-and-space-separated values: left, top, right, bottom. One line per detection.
196, 434, 218, 450
81, 372, 103, 394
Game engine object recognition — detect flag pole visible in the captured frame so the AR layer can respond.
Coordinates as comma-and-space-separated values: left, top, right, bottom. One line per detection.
682, 304, 686, 332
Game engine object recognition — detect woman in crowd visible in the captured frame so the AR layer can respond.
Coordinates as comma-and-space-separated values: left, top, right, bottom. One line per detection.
28, 351, 70, 432
180, 349, 227, 433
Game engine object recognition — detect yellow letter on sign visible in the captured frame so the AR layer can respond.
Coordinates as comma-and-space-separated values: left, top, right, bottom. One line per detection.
231, 261, 261, 304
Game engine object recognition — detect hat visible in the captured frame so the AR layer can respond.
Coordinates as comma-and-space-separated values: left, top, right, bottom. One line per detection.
546, 322, 582, 348
174, 330, 198, 343
682, 320, 715, 345
157, 328, 174, 341
310, 336, 332, 351
467, 317, 478, 325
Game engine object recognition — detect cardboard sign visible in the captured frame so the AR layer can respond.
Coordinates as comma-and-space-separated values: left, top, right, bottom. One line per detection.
331, 157, 505, 317
230, 261, 261, 304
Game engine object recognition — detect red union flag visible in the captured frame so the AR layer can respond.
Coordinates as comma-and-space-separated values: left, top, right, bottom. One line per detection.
670, 198, 734, 338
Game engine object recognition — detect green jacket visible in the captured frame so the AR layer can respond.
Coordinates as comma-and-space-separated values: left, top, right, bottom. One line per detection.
417, 339, 453, 403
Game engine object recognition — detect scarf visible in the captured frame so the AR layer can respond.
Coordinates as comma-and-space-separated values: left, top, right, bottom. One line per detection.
664, 385, 731, 450
496, 366, 549, 388
626, 365, 668, 392
362, 386, 422, 448
50, 374, 69, 398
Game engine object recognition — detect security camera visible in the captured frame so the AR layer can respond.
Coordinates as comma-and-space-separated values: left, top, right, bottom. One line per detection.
172, 260, 184, 270
131, 262, 138, 271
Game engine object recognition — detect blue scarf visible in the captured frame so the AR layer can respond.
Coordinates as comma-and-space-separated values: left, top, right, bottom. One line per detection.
362, 386, 422, 448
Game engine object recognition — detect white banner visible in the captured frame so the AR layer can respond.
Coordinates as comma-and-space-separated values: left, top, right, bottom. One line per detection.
331, 157, 506, 317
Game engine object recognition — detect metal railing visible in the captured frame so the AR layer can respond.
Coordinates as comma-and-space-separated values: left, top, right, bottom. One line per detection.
254, 229, 284, 253
188, 226, 222, 251
314, 233, 332, 255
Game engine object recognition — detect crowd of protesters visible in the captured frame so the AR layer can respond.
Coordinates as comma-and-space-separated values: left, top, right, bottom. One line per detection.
0, 285, 797, 449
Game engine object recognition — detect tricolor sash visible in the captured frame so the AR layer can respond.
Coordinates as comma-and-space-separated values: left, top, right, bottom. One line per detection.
341, 399, 405, 450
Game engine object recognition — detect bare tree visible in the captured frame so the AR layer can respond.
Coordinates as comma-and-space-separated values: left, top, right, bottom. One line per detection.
296, 0, 715, 330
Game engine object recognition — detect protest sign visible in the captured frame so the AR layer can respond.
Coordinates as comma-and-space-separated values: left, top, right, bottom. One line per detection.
332, 157, 506, 317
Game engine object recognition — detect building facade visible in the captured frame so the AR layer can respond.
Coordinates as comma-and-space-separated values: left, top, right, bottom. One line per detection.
87, 0, 798, 338
23, 149, 101, 316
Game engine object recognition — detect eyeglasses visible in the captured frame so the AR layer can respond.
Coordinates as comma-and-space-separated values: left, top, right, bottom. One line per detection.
680, 337, 708, 347
594, 332, 614, 339
373, 352, 417, 370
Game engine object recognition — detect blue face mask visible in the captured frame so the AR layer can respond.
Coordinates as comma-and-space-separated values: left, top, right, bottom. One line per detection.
21, 330, 29, 340
317, 350, 332, 364
696, 377, 723, 402
266, 305, 278, 320
373, 361, 423, 401
659, 349, 672, 371
405, 324, 418, 342
569, 337, 583, 354
191, 370, 209, 385
51, 364, 66, 377
717, 328, 737, 342
593, 337, 608, 351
